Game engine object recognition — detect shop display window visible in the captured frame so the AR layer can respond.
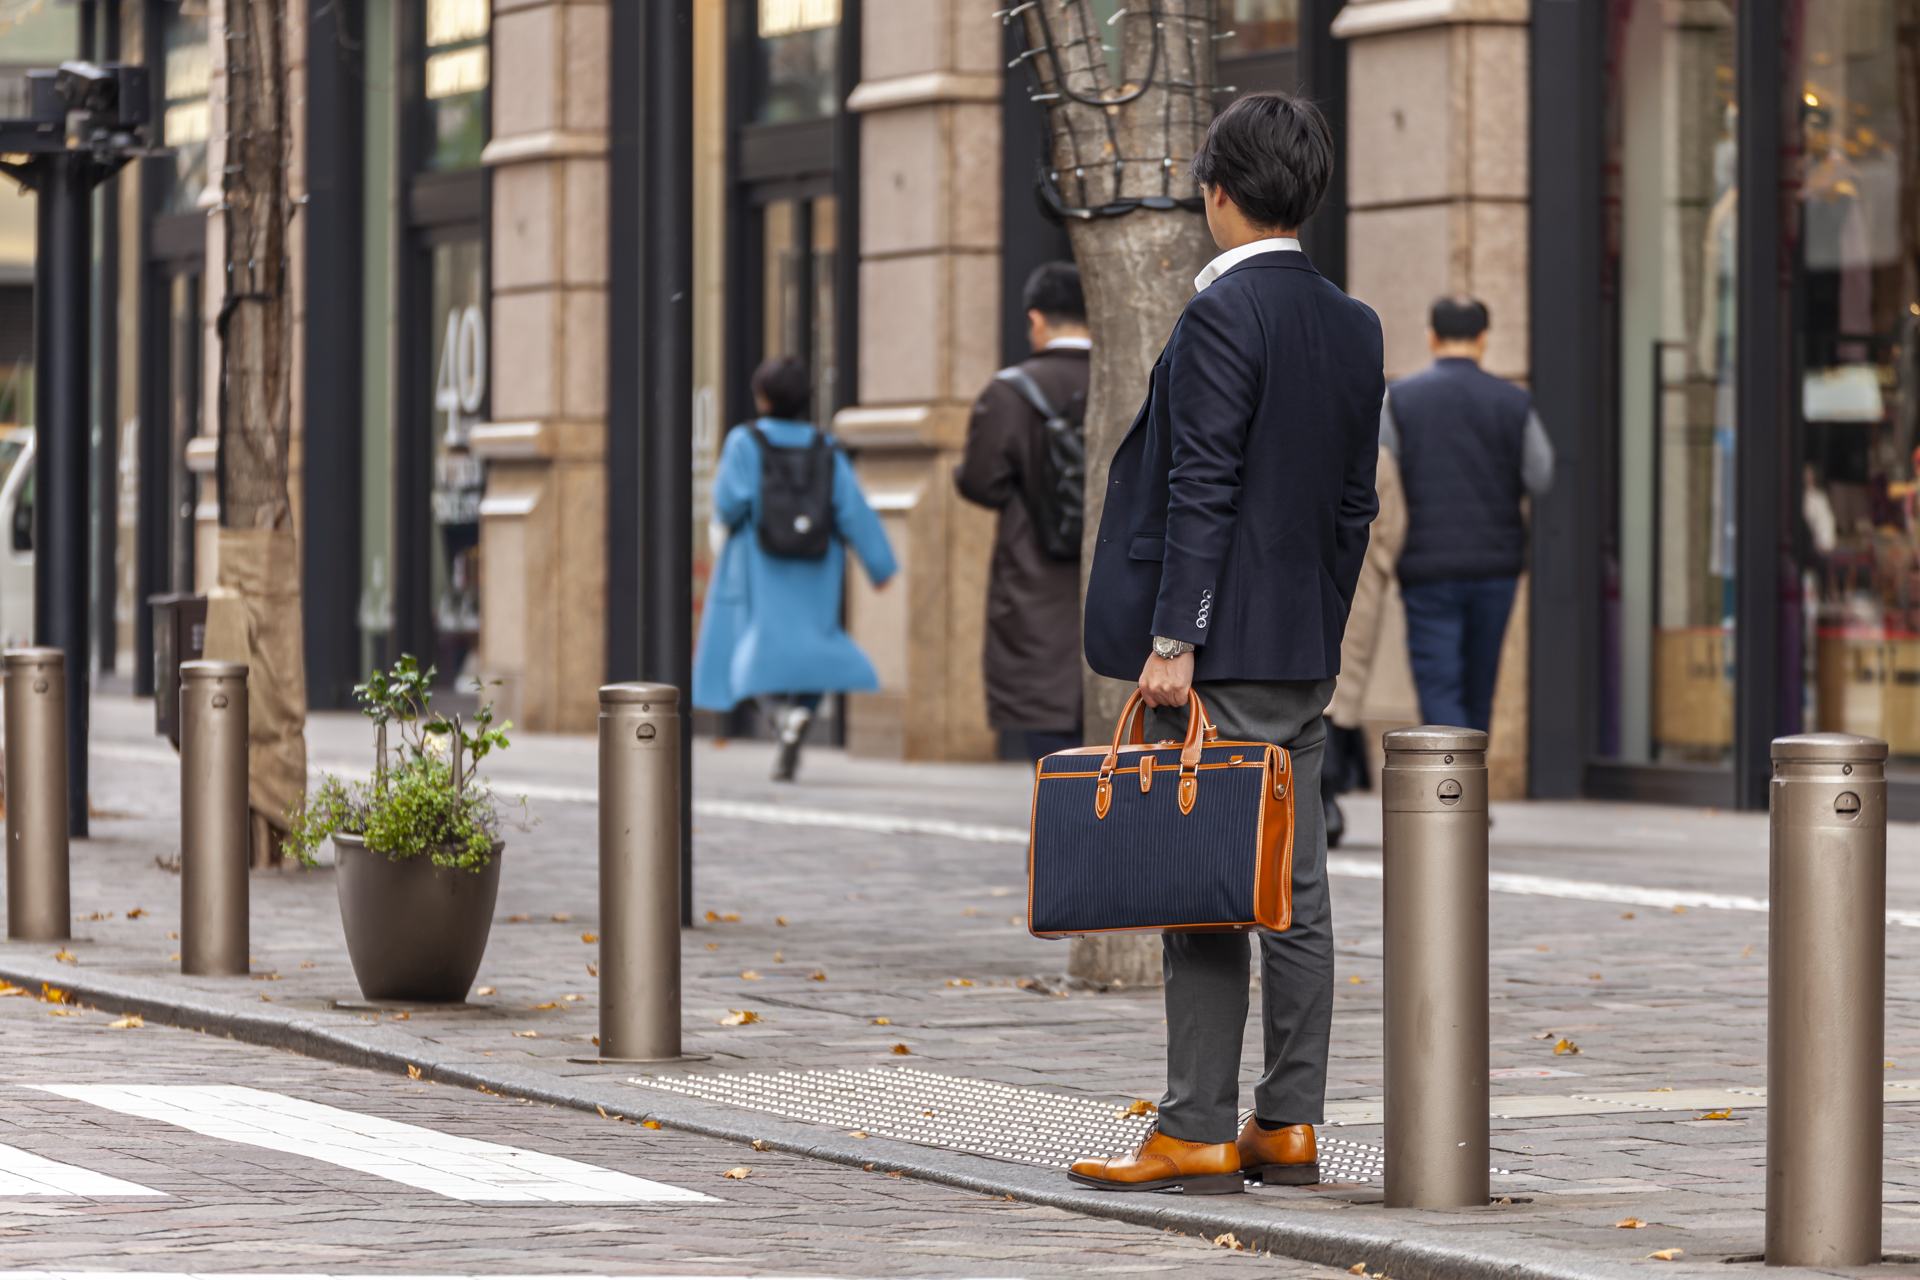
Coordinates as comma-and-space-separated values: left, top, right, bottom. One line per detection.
755, 0, 837, 123
1220, 0, 1296, 58
1792, 1, 1920, 761
1607, 0, 1738, 763
425, 0, 488, 171
161, 2, 209, 214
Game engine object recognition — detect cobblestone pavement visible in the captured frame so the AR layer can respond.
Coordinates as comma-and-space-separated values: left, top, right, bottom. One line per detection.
0, 994, 1351, 1276
17, 694, 1920, 1275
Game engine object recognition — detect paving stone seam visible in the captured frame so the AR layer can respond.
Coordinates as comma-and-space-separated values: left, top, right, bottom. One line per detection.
0, 954, 1695, 1280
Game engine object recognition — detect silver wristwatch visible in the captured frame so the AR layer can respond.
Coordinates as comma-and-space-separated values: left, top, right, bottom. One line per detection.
1153, 635, 1195, 660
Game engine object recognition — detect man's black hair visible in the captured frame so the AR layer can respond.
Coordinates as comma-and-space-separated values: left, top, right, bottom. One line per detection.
751, 355, 811, 420
1189, 91, 1333, 231
1022, 261, 1085, 324
1430, 296, 1490, 340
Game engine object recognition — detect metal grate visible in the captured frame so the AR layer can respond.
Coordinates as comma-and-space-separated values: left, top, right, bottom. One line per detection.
632, 1066, 1392, 1181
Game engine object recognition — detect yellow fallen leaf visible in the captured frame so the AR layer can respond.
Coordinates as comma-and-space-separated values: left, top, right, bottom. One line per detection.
1672, 906, 1687, 914
260, 995, 273, 1002
809, 972, 827, 982
563, 993, 585, 1002
1126, 1099, 1156, 1116
125, 907, 147, 919
1212, 1233, 1244, 1251
1349, 976, 1364, 984
1535, 945, 1550, 952
253, 973, 281, 981
512, 1030, 539, 1038
891, 1043, 912, 1055
1695, 1109, 1733, 1121
507, 914, 531, 923
581, 933, 598, 944
1532, 1032, 1555, 1040
407, 1065, 422, 1080
740, 971, 762, 981
53, 949, 76, 964
550, 913, 570, 923
1348, 1265, 1368, 1276
391, 1012, 409, 1021
41, 984, 68, 1004
946, 979, 975, 987
705, 943, 719, 950
1621, 912, 1635, 919
705, 910, 720, 922
1741, 944, 1753, 958
848, 1131, 868, 1138
872, 1017, 891, 1025
586, 962, 598, 977
476, 987, 497, 996
108, 1015, 142, 1029
1590, 973, 1603, 980
1553, 1037, 1581, 1055
300, 960, 316, 969
1889, 1061, 1898, 1068
1648, 1249, 1683, 1261
963, 908, 979, 916
722, 1166, 752, 1179
751, 1139, 771, 1151
531, 1002, 559, 1010
0, 983, 24, 997
47, 1009, 76, 1017
776, 917, 788, 926
642, 1119, 661, 1129
1615, 1217, 1646, 1229
722, 913, 741, 923
719, 1009, 762, 1026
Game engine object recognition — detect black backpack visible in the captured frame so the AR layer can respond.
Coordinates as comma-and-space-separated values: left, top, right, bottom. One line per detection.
994, 366, 1086, 561
746, 423, 835, 559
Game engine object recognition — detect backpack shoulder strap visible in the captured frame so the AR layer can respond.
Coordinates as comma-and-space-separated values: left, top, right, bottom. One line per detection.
994, 365, 1058, 421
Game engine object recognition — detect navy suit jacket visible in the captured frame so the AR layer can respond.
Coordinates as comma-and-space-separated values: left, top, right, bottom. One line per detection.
1084, 250, 1384, 683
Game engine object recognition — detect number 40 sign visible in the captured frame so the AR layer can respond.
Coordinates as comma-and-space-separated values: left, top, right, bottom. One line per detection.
436, 304, 487, 446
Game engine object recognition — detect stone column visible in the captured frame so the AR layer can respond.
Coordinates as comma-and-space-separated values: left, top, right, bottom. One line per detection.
474, 0, 609, 733
834, 1, 1004, 761
1334, 0, 1531, 796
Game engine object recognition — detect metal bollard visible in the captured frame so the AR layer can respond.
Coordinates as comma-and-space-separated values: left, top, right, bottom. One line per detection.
179, 661, 249, 975
588, 683, 705, 1063
1767, 733, 1886, 1267
5, 648, 68, 941
1382, 726, 1489, 1209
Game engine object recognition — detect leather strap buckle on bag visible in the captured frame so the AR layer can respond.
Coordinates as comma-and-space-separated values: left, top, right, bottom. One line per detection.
1097, 689, 1215, 819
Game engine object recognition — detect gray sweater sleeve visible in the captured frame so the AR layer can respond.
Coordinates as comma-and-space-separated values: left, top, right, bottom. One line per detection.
1522, 409, 1554, 497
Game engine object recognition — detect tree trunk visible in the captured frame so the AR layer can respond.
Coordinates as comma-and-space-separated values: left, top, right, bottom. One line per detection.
1020, 0, 1219, 985
210, 0, 306, 865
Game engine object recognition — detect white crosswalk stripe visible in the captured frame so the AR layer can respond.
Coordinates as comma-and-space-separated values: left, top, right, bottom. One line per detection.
32, 1085, 716, 1203
0, 1142, 164, 1196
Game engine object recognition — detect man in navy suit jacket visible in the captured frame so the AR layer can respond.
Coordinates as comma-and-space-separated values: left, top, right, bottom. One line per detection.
1069, 92, 1384, 1196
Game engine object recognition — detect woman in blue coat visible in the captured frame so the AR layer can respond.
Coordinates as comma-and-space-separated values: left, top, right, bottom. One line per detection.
693, 356, 898, 780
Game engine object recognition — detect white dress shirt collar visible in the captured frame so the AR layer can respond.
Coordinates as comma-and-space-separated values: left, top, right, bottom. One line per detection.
1193, 236, 1302, 293
1043, 336, 1092, 350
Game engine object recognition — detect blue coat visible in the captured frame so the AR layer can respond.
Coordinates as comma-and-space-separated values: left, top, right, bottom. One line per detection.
1084, 251, 1383, 682
692, 419, 898, 710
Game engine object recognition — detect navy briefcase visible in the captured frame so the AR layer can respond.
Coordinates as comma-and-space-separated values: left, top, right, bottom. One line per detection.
1026, 689, 1295, 938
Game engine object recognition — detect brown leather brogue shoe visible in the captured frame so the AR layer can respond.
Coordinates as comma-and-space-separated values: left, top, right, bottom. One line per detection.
1235, 1116, 1320, 1185
1067, 1128, 1243, 1194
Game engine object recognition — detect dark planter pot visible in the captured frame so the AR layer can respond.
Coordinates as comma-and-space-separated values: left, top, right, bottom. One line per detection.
333, 833, 503, 1003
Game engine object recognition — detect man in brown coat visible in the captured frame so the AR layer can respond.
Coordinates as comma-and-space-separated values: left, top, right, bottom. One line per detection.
956, 262, 1090, 759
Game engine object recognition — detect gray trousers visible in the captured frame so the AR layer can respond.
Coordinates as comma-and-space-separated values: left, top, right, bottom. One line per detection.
1146, 678, 1337, 1144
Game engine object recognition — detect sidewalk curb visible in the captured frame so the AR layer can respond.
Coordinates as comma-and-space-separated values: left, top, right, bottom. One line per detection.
1, 953, 1691, 1280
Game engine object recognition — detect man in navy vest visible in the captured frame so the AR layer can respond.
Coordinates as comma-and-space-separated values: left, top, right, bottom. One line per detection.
1385, 298, 1553, 734
1071, 92, 1383, 1194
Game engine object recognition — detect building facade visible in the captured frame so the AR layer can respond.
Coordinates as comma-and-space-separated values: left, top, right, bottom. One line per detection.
21, 0, 1918, 814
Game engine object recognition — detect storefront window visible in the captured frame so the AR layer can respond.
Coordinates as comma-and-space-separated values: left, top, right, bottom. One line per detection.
424, 0, 489, 171
755, 0, 837, 123
760, 194, 837, 427
1793, 2, 1920, 759
1608, 0, 1737, 763
1220, 0, 1297, 59
161, 2, 210, 214
428, 240, 485, 680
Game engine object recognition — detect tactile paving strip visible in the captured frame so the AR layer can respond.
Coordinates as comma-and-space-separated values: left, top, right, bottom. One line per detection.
632, 1065, 1394, 1179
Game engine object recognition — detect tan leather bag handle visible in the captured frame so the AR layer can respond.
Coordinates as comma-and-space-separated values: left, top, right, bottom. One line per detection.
1096, 689, 1217, 818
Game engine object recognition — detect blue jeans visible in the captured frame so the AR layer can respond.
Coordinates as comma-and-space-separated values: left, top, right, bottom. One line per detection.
1399, 576, 1519, 733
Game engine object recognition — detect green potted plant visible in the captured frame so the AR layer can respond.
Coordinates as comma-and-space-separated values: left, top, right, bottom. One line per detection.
288, 655, 517, 1003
